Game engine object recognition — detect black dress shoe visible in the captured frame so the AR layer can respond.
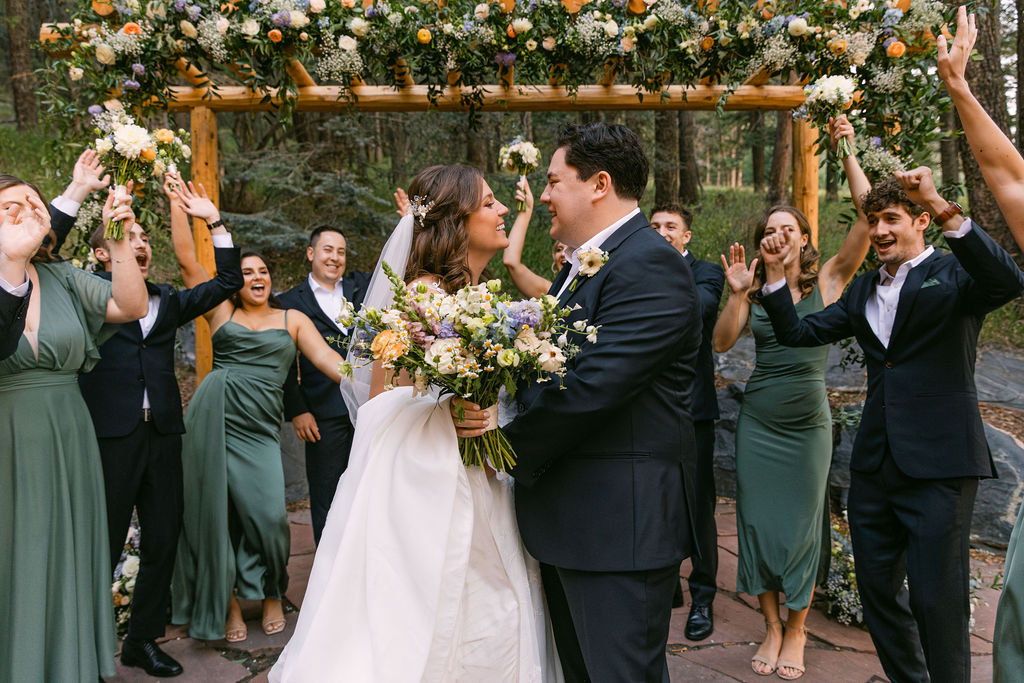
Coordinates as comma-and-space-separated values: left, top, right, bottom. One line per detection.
121, 638, 183, 677
672, 581, 685, 609
685, 603, 713, 641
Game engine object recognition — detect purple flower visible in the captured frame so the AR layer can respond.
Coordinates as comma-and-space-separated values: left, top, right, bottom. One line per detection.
88, 104, 104, 115
272, 11, 291, 26
365, 5, 378, 17
173, 0, 187, 11
132, 63, 145, 75
123, 78, 140, 90
882, 8, 904, 27
883, 37, 895, 48
611, 0, 627, 6
494, 51, 516, 67
187, 4, 202, 20
407, 322, 436, 349
438, 320, 458, 339
869, 136, 882, 148
511, 300, 541, 328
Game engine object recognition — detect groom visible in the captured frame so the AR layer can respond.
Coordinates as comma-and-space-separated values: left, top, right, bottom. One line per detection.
457, 122, 702, 681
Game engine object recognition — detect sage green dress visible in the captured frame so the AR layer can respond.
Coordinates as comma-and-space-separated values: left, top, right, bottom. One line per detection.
172, 313, 296, 640
735, 288, 832, 610
0, 262, 117, 681
994, 508, 1024, 681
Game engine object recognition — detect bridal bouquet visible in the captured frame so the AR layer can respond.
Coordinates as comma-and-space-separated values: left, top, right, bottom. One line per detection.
499, 136, 541, 211
797, 75, 857, 159
341, 263, 598, 472
90, 108, 191, 239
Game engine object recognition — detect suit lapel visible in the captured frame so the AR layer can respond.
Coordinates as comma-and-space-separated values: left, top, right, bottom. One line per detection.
549, 263, 572, 297
342, 277, 355, 303
888, 251, 942, 345
147, 283, 170, 337
557, 212, 649, 308
301, 280, 339, 331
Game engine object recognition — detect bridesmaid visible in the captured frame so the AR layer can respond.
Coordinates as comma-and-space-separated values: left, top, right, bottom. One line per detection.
712, 118, 872, 680
171, 224, 347, 642
0, 176, 148, 681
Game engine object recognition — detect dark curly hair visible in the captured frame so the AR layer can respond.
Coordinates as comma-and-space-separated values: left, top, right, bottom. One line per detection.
0, 174, 58, 264
860, 176, 925, 218
748, 205, 820, 302
404, 165, 481, 294
557, 122, 649, 201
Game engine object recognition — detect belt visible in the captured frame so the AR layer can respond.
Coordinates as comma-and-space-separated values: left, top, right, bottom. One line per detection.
142, 408, 152, 423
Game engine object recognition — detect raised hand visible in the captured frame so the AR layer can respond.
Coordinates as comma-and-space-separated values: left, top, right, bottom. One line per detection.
720, 242, 759, 294
62, 149, 111, 204
937, 6, 976, 89
102, 181, 137, 237
759, 231, 792, 283
829, 115, 855, 153
0, 196, 52, 265
176, 180, 221, 224
162, 171, 183, 203
895, 167, 944, 215
394, 187, 410, 217
515, 176, 534, 213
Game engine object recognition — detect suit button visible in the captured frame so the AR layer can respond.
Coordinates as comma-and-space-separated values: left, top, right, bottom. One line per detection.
885, 361, 894, 368
141, 343, 147, 349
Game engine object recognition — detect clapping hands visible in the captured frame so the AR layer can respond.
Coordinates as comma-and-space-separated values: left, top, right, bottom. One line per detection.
720, 243, 759, 295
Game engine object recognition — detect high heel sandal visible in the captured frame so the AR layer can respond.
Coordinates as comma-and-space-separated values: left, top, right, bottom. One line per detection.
751, 619, 783, 676
777, 625, 807, 681
262, 600, 287, 635
225, 593, 247, 642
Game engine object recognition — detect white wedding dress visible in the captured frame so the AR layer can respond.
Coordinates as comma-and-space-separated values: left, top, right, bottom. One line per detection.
269, 387, 561, 682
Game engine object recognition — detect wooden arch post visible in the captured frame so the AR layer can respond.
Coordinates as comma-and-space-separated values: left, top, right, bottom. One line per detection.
190, 106, 218, 380
792, 119, 820, 247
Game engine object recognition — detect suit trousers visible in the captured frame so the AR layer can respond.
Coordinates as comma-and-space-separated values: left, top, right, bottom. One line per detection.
99, 422, 183, 642
848, 449, 978, 683
304, 415, 355, 545
550, 563, 678, 683
686, 419, 718, 605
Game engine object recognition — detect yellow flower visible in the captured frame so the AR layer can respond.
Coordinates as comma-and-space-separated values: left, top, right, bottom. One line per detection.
417, 28, 432, 43
154, 128, 175, 144
371, 329, 409, 364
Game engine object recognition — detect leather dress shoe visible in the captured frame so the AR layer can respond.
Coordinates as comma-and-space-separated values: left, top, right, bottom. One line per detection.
121, 638, 183, 677
685, 603, 714, 641
672, 581, 685, 609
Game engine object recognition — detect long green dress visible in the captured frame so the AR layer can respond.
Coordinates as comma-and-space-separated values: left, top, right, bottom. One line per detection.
172, 313, 296, 640
994, 507, 1024, 681
735, 287, 832, 610
0, 262, 118, 681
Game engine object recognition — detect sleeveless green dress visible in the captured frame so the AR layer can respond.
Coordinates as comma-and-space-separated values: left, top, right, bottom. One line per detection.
995, 509, 1024, 680
735, 287, 832, 610
172, 314, 296, 640
0, 262, 117, 681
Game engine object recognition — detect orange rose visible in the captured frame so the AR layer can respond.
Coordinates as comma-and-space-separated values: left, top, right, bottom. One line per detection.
123, 22, 142, 35
417, 28, 432, 43
268, 28, 283, 43
141, 147, 157, 162
700, 36, 715, 51
507, 23, 516, 38
886, 40, 906, 58
154, 128, 175, 144
828, 38, 847, 55
371, 330, 409, 364
91, 0, 115, 17
761, 6, 774, 19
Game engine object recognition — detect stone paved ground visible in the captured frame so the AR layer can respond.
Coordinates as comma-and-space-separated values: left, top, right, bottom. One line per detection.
105, 502, 1002, 682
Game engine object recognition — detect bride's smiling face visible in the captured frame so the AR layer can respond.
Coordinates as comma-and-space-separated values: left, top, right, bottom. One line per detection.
464, 179, 509, 256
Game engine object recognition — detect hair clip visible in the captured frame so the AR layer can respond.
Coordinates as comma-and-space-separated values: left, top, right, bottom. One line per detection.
410, 194, 435, 225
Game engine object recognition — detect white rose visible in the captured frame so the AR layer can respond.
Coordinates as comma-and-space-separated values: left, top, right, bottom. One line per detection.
788, 17, 808, 37
338, 35, 358, 51
290, 11, 310, 28
349, 17, 370, 37
642, 15, 658, 31
474, 3, 490, 19
216, 17, 229, 34
241, 19, 260, 36
180, 20, 199, 39
512, 18, 532, 34
95, 137, 113, 155
309, 0, 326, 12
386, 12, 401, 25
542, 35, 556, 50
95, 44, 116, 65
68, 66, 84, 81
604, 20, 619, 38
180, 143, 192, 159
121, 555, 140, 579
405, 5, 419, 13
113, 124, 152, 158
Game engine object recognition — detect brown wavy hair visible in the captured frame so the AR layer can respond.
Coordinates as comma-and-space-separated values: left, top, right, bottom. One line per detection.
0, 174, 58, 264
404, 165, 482, 294
748, 205, 820, 302
231, 250, 282, 309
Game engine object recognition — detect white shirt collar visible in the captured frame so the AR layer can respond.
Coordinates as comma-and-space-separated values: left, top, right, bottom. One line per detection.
879, 246, 934, 285
567, 207, 642, 270
308, 272, 343, 294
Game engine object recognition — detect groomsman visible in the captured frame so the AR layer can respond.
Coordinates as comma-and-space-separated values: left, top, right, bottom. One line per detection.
280, 225, 369, 544
71, 190, 241, 677
758, 168, 1024, 682
651, 203, 725, 640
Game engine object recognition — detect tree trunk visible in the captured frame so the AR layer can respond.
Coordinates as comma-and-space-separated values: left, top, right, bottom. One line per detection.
825, 159, 839, 201
1018, 0, 1024, 150
956, 0, 1021, 263
677, 111, 700, 205
940, 109, 960, 189
385, 115, 409, 188
750, 112, 765, 193
654, 111, 679, 206
768, 111, 793, 205
5, 0, 39, 129
466, 130, 488, 171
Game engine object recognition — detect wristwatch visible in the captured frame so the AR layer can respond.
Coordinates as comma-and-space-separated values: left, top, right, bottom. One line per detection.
933, 201, 963, 227
208, 218, 225, 229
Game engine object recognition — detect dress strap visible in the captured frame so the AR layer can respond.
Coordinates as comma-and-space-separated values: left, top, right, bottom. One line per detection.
283, 309, 288, 328
229, 307, 237, 321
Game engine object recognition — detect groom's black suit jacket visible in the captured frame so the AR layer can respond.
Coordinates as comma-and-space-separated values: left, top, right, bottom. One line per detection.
505, 212, 702, 572
760, 224, 1024, 479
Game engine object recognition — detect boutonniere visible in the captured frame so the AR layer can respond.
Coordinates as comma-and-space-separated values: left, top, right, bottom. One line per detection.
577, 247, 609, 277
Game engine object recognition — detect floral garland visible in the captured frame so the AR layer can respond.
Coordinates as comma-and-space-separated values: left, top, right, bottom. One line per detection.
44, 0, 951, 162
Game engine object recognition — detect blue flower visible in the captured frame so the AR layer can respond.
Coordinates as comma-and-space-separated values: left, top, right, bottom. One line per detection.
366, 5, 379, 17
882, 8, 904, 27
123, 78, 141, 90
272, 11, 292, 26
869, 136, 882, 148
187, 4, 201, 20
494, 51, 517, 67
132, 63, 145, 75
88, 104, 104, 115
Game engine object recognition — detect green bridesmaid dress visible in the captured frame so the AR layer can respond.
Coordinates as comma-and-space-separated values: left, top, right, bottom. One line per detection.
994, 507, 1024, 681
172, 312, 296, 640
735, 288, 832, 610
0, 262, 118, 681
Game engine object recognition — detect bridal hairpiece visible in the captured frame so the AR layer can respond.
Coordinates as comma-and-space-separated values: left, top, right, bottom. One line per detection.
410, 194, 435, 225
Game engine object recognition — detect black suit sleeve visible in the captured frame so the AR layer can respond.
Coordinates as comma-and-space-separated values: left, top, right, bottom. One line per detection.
945, 222, 1024, 313
505, 245, 700, 485
693, 261, 725, 318
759, 284, 856, 347
49, 203, 76, 256
172, 246, 244, 325
350, 270, 372, 310
0, 281, 30, 360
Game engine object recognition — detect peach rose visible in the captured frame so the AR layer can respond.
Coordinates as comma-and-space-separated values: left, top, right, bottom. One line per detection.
886, 40, 906, 58
268, 28, 283, 43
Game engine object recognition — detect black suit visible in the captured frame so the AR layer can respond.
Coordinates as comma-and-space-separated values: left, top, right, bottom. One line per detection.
280, 271, 369, 544
77, 246, 242, 642
760, 224, 1023, 682
505, 213, 701, 682
683, 252, 724, 607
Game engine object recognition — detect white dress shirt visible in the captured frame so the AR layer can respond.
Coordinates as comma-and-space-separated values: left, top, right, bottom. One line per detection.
761, 219, 974, 349
309, 273, 348, 332
0, 274, 29, 296
555, 207, 642, 299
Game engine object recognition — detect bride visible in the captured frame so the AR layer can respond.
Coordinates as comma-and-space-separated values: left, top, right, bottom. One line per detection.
270, 165, 562, 682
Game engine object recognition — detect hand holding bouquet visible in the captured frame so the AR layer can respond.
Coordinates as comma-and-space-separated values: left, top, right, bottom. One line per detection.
798, 75, 857, 159
342, 263, 599, 472
499, 136, 541, 211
